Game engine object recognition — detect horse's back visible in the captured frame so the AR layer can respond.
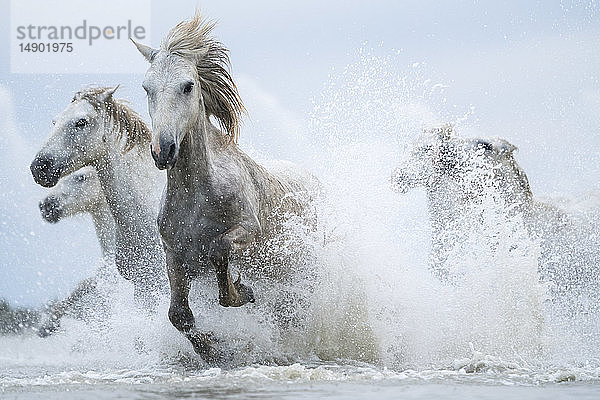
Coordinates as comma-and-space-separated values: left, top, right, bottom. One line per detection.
263, 159, 321, 198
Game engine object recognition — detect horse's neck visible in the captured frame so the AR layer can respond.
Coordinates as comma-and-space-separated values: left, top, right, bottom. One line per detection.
168, 118, 287, 223
503, 175, 533, 209
95, 145, 159, 227
90, 205, 116, 259
426, 181, 462, 228
168, 118, 213, 189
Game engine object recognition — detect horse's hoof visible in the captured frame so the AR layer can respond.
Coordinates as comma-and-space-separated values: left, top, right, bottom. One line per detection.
190, 332, 230, 364
198, 343, 229, 365
219, 278, 255, 307
235, 281, 255, 305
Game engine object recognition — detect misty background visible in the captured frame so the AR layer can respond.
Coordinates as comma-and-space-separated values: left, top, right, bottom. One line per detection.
0, 0, 599, 306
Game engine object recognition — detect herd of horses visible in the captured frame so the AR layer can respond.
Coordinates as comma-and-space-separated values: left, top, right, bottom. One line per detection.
24, 14, 597, 362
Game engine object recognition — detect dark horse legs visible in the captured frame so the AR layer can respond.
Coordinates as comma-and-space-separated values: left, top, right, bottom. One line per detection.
165, 250, 214, 360
208, 225, 255, 307
166, 226, 255, 361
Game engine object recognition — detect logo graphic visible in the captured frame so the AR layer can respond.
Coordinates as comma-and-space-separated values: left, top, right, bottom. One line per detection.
10, 0, 151, 74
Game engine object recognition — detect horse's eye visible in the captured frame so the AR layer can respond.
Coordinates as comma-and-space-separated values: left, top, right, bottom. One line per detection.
476, 141, 493, 152
183, 82, 194, 94
51, 120, 56, 126
75, 118, 88, 128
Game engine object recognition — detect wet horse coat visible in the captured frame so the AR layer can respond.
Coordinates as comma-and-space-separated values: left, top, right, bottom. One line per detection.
134, 14, 319, 360
30, 87, 167, 304
392, 125, 599, 299
37, 167, 117, 336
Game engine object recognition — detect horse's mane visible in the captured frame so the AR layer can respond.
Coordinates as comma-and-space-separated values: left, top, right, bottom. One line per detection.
423, 123, 534, 201
424, 123, 454, 140
161, 12, 246, 144
504, 151, 534, 201
73, 87, 151, 153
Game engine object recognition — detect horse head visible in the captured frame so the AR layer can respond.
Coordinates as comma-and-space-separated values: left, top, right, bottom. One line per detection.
392, 124, 528, 201
30, 86, 150, 187
391, 124, 455, 193
132, 12, 245, 170
39, 166, 106, 223
30, 87, 119, 187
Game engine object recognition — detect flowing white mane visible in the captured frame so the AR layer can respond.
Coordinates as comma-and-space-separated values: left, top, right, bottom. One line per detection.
74, 87, 151, 153
161, 13, 246, 143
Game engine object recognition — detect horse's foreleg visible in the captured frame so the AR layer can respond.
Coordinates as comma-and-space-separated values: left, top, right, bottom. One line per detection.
166, 253, 193, 333
38, 277, 97, 337
166, 250, 216, 360
209, 225, 256, 307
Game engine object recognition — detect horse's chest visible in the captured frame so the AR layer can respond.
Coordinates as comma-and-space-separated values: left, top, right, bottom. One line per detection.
158, 195, 231, 260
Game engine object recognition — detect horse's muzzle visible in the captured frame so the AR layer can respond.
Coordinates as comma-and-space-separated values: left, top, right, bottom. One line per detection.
39, 196, 63, 223
30, 155, 62, 187
150, 138, 178, 170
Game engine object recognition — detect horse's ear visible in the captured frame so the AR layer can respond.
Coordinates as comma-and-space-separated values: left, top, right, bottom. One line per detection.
497, 139, 517, 155
98, 85, 119, 103
424, 123, 453, 141
131, 38, 157, 62
437, 124, 454, 141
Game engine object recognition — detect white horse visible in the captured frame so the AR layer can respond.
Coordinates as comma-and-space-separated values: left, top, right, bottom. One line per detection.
30, 87, 167, 305
37, 167, 117, 336
40, 166, 115, 260
392, 125, 599, 299
391, 125, 521, 279
133, 13, 320, 361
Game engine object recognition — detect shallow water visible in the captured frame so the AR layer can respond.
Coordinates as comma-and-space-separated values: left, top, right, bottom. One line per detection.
3, 360, 600, 400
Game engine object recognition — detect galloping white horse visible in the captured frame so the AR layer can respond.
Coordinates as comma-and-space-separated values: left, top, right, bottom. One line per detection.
37, 167, 116, 336
133, 13, 319, 361
392, 125, 599, 299
40, 166, 115, 260
30, 87, 167, 305
392, 124, 530, 280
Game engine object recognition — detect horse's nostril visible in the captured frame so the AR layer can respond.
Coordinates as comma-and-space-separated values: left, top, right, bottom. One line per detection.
39, 197, 62, 222
150, 145, 159, 163
40, 157, 52, 171
31, 157, 48, 174
31, 155, 62, 187
42, 197, 57, 211
154, 137, 177, 169
168, 143, 176, 160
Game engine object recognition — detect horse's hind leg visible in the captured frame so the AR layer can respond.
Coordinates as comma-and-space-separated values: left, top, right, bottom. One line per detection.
165, 250, 219, 361
208, 225, 256, 308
